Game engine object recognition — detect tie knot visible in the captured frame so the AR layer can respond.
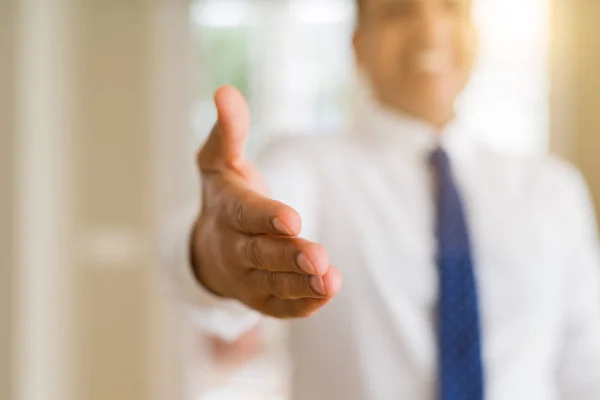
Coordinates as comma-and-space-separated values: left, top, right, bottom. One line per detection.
429, 147, 450, 171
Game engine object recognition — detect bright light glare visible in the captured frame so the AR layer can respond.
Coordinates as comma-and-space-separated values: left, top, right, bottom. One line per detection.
191, 0, 256, 27
463, 0, 550, 155
474, 0, 549, 56
288, 0, 355, 24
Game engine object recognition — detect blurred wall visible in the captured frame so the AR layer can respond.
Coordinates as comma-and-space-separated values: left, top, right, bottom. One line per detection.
12, 1, 193, 400
13, 0, 78, 399
1, 0, 15, 398
71, 2, 153, 399
70, 1, 192, 400
551, 0, 600, 221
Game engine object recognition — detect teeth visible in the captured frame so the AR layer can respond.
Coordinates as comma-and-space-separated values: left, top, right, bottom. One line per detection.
413, 49, 452, 74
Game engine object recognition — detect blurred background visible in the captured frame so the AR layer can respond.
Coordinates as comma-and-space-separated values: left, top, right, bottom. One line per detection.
1, 0, 599, 399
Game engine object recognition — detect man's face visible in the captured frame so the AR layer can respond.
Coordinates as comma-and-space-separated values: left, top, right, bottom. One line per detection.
354, 0, 477, 125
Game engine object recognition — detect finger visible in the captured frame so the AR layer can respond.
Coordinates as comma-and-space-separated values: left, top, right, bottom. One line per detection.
321, 265, 343, 297
244, 268, 342, 318
214, 85, 249, 159
197, 86, 250, 172
242, 235, 329, 275
262, 297, 329, 319
220, 184, 302, 236
247, 271, 326, 300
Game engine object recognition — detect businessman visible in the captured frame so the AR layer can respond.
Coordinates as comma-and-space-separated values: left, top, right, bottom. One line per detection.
161, 0, 600, 398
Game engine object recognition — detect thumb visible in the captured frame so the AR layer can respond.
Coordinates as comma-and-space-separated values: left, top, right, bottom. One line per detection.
198, 86, 250, 172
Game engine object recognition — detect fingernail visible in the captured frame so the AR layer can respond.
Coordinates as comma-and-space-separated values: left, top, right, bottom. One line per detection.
310, 276, 327, 296
271, 217, 292, 235
297, 253, 316, 275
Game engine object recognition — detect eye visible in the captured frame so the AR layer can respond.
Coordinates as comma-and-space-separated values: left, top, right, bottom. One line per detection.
444, 0, 467, 13
380, 1, 416, 21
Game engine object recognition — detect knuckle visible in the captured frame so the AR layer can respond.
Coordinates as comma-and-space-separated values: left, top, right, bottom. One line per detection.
231, 189, 252, 230
212, 193, 232, 226
245, 236, 262, 268
266, 272, 279, 294
272, 275, 292, 298
236, 200, 245, 229
212, 183, 238, 221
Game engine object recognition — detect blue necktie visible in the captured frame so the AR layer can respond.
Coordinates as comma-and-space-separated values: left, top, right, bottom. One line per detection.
430, 147, 484, 400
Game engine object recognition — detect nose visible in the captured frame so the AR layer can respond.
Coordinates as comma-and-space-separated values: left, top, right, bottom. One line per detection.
414, 5, 453, 48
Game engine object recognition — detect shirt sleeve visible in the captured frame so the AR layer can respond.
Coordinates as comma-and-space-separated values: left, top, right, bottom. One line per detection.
557, 165, 600, 398
157, 137, 320, 341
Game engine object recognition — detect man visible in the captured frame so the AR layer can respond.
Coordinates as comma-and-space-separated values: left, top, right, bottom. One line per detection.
161, 0, 600, 398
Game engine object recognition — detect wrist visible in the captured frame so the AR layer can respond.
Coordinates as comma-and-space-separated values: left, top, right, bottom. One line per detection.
189, 219, 228, 299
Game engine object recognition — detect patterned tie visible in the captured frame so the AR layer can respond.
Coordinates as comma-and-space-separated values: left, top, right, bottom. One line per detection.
430, 147, 484, 400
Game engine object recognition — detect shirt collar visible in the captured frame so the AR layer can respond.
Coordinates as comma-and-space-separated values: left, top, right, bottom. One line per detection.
351, 90, 475, 162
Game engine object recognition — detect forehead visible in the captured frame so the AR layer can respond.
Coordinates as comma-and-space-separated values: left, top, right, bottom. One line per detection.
360, 0, 472, 8
357, 0, 474, 23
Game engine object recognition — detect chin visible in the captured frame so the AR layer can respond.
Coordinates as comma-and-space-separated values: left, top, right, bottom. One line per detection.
418, 77, 460, 102
411, 88, 454, 108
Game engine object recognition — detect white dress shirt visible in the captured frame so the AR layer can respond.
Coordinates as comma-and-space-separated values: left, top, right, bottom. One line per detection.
160, 98, 600, 400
